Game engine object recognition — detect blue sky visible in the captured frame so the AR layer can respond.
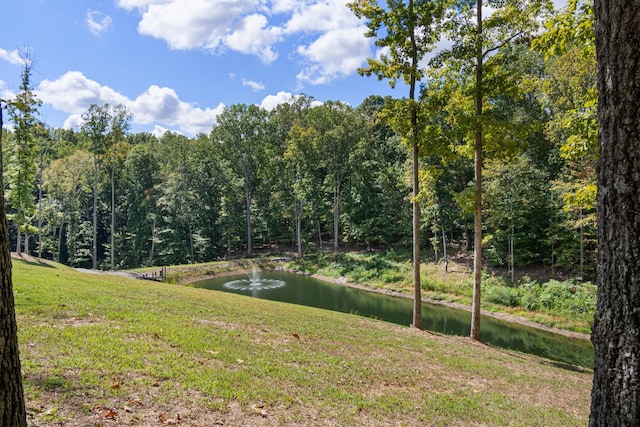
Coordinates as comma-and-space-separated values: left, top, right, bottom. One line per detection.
1, 0, 565, 137
1, 0, 407, 136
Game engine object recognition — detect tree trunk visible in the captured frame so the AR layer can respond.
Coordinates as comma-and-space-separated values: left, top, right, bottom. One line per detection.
92, 167, 99, 270
470, 0, 483, 341
149, 215, 156, 266
442, 224, 448, 273
38, 149, 44, 259
333, 186, 340, 250
0, 102, 28, 427
409, 0, 422, 330
243, 160, 252, 257
296, 198, 303, 258
15, 219, 21, 256
187, 222, 195, 263
590, 2, 640, 424
110, 151, 116, 270
317, 220, 323, 254
23, 232, 29, 256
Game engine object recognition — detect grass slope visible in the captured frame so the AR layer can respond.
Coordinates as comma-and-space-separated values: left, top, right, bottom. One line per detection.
13, 258, 592, 426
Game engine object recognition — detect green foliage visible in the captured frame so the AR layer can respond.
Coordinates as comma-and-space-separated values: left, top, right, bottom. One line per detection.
483, 277, 596, 323
485, 285, 521, 307
2, 10, 599, 282
4, 49, 41, 247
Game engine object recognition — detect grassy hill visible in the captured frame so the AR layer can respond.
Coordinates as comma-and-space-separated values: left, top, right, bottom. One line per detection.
13, 258, 592, 426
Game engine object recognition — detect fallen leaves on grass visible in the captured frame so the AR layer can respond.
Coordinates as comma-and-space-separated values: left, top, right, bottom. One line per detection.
159, 412, 182, 425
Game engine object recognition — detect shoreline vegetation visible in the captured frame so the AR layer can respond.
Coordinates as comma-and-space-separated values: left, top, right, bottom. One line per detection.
136, 252, 593, 341
13, 255, 592, 426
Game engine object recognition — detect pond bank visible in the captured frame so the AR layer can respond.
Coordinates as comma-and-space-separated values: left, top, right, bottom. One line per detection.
178, 261, 591, 342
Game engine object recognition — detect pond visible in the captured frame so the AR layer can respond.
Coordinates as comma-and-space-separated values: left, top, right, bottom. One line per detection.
193, 270, 593, 368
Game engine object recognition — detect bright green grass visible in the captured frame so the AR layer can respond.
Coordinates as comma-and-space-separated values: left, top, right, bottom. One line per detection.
13, 258, 592, 426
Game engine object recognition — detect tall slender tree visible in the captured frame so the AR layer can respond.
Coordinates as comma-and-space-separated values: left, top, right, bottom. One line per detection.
107, 104, 132, 269
213, 104, 269, 257
5, 48, 41, 255
435, 0, 552, 339
590, 1, 640, 424
349, 0, 448, 329
81, 104, 110, 269
0, 101, 28, 426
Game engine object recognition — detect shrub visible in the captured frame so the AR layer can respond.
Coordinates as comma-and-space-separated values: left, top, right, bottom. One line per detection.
519, 282, 541, 311
485, 285, 520, 307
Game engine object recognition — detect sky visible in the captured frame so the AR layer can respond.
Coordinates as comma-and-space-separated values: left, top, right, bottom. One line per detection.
1, 0, 566, 138
1, 0, 409, 137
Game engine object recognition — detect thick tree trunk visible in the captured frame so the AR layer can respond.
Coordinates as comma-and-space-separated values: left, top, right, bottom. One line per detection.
590, 2, 640, 425
0, 103, 28, 427
470, 0, 483, 341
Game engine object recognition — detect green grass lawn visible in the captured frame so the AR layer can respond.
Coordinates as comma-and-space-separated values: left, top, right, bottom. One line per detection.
13, 257, 592, 426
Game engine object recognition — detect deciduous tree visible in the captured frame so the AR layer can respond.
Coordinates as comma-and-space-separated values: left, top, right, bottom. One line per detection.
349, 0, 449, 329
5, 48, 41, 255
434, 0, 552, 339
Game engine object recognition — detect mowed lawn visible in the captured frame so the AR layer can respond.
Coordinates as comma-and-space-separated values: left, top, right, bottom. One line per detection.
12, 258, 592, 426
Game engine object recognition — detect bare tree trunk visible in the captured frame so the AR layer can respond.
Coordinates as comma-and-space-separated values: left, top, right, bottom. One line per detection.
188, 222, 195, 263
470, 0, 483, 341
15, 219, 21, 256
110, 148, 116, 270
579, 207, 584, 279
55, 220, 64, 263
92, 169, 98, 270
333, 187, 340, 250
38, 148, 44, 259
317, 220, 323, 254
149, 215, 156, 266
0, 102, 28, 427
296, 198, 303, 258
23, 232, 28, 256
442, 224, 448, 273
243, 160, 252, 257
590, 2, 640, 424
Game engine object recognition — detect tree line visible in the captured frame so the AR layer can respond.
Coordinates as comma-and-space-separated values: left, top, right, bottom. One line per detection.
2, 3, 595, 278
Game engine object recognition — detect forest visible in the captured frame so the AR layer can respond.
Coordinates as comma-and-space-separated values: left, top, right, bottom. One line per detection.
1, 1, 595, 280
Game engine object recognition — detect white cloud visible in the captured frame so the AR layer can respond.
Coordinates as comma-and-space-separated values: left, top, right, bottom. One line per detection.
0, 80, 16, 101
151, 124, 170, 137
37, 71, 223, 135
136, 0, 259, 51
260, 92, 322, 111
62, 114, 83, 130
224, 14, 282, 63
117, 0, 371, 85
296, 26, 370, 85
116, 0, 172, 11
284, 0, 359, 34
131, 85, 225, 135
87, 10, 113, 35
38, 71, 129, 111
242, 78, 265, 92
0, 48, 23, 66
260, 91, 293, 111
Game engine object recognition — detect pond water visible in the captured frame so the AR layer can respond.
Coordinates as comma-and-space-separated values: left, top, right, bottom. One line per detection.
193, 270, 593, 368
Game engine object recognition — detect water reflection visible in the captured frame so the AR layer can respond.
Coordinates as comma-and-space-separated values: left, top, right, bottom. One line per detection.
193, 271, 593, 368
